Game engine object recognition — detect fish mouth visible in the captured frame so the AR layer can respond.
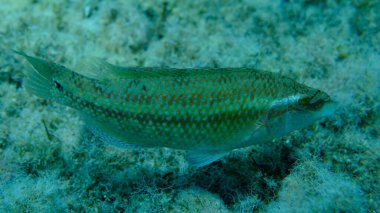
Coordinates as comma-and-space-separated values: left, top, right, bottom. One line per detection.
316, 101, 337, 118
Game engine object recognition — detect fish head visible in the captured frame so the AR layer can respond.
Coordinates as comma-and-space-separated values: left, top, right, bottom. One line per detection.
265, 84, 337, 138
296, 87, 335, 113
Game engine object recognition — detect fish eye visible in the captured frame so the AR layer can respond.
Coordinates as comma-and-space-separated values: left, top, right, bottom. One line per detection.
299, 96, 311, 106
298, 90, 326, 110
54, 80, 64, 92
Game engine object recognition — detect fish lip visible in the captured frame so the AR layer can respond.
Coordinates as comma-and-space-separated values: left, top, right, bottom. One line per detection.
318, 100, 338, 117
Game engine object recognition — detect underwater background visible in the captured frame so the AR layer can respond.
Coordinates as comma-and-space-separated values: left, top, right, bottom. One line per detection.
0, 0, 379, 212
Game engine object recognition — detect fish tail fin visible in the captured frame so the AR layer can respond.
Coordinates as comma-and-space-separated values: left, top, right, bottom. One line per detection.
15, 51, 59, 99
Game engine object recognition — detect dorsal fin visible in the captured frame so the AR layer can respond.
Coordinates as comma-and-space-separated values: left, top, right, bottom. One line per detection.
74, 57, 181, 80
74, 58, 124, 80
73, 58, 235, 80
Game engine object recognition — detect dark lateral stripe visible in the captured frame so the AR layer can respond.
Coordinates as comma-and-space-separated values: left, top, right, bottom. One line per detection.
64, 87, 262, 129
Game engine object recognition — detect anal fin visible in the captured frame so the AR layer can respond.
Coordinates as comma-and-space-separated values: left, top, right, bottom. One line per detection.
187, 150, 229, 168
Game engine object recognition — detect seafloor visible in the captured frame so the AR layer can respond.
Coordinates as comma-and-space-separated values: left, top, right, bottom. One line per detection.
0, 0, 379, 212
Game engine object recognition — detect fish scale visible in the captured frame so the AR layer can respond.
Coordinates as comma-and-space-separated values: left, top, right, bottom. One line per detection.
58, 69, 287, 148
18, 51, 336, 167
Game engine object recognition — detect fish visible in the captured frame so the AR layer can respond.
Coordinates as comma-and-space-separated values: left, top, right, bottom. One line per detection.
17, 51, 337, 167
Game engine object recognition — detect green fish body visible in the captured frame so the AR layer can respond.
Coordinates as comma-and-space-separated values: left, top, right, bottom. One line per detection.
19, 52, 336, 167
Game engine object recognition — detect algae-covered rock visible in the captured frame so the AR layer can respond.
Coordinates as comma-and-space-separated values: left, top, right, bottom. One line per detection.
265, 161, 368, 213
